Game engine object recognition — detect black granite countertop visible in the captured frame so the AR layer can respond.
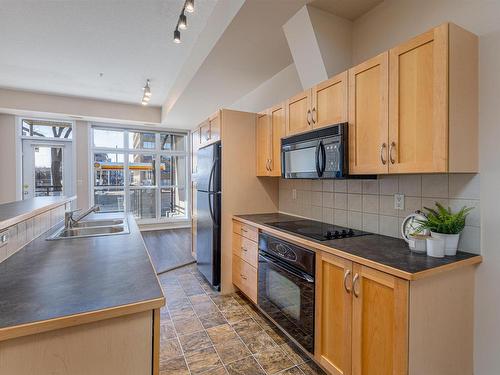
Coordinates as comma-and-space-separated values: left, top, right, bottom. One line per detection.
235, 213, 481, 277
0, 213, 164, 332
0, 196, 74, 230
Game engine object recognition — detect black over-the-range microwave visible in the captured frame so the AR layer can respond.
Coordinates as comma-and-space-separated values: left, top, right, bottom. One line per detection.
281, 123, 348, 179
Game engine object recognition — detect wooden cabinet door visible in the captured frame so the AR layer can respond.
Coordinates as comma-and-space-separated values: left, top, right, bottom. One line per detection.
389, 24, 448, 173
199, 120, 210, 145
209, 112, 221, 143
348, 53, 389, 175
351, 264, 409, 375
315, 252, 353, 375
256, 111, 271, 176
286, 89, 312, 136
312, 71, 348, 129
269, 103, 285, 176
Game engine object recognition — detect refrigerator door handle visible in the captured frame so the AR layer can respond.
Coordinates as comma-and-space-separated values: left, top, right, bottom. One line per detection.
208, 193, 217, 225
208, 158, 217, 193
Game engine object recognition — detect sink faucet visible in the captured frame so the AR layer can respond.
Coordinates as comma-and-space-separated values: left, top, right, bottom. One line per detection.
64, 205, 101, 229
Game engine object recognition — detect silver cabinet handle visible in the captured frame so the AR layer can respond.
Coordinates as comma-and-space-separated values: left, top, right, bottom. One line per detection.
240, 274, 247, 280
312, 107, 317, 124
268, 159, 272, 171
353, 273, 360, 298
267, 159, 271, 171
343, 269, 352, 293
307, 109, 312, 125
241, 246, 248, 252
380, 143, 387, 165
389, 141, 396, 164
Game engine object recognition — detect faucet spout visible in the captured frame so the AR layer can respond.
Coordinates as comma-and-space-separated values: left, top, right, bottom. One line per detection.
65, 205, 100, 229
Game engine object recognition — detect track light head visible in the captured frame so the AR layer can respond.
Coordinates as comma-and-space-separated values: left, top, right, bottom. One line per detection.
174, 29, 181, 43
179, 13, 187, 30
185, 0, 194, 13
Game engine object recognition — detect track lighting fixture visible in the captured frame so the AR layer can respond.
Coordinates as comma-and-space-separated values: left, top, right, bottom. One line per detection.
179, 13, 187, 30
173, 0, 195, 43
141, 79, 151, 105
174, 28, 181, 43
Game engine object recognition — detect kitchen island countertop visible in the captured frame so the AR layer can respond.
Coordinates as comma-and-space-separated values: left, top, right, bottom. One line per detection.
0, 212, 164, 341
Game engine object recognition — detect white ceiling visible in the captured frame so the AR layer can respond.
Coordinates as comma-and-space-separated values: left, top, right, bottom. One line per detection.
309, 0, 383, 21
0, 0, 217, 106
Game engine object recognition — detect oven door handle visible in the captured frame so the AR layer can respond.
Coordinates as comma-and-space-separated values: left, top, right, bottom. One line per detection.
259, 253, 315, 283
315, 141, 322, 177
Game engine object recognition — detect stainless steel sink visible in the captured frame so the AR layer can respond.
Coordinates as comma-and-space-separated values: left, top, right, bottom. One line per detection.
73, 219, 125, 228
47, 218, 129, 240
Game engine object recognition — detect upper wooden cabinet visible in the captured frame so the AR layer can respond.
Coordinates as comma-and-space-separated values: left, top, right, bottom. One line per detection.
286, 89, 312, 136
348, 53, 389, 175
256, 103, 285, 177
312, 71, 348, 130
349, 23, 478, 174
388, 23, 478, 173
286, 72, 348, 137
256, 111, 270, 176
198, 111, 221, 148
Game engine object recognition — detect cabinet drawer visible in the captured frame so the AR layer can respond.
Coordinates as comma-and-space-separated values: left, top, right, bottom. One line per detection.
232, 233, 258, 268
232, 255, 257, 304
233, 221, 258, 242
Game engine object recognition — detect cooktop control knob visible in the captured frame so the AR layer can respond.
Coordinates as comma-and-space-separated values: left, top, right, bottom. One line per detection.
326, 231, 333, 240
341, 229, 347, 237
348, 228, 355, 236
334, 230, 340, 238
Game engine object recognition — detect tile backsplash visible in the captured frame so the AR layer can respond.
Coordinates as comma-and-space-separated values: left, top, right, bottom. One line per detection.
279, 174, 481, 254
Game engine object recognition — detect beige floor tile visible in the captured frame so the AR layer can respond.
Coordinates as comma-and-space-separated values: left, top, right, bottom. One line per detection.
226, 356, 265, 375
214, 337, 251, 365
199, 311, 227, 329
207, 324, 239, 345
185, 346, 222, 375
254, 346, 294, 375
159, 356, 189, 375
178, 330, 212, 355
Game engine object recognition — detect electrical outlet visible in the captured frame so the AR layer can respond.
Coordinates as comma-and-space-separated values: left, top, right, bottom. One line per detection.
394, 194, 405, 210
292, 189, 297, 200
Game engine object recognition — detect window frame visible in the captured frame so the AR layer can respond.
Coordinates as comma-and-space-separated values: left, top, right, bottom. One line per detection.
90, 124, 190, 223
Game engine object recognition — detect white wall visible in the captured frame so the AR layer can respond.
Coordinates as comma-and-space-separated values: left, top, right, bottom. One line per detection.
229, 64, 302, 113
0, 114, 17, 203
308, 5, 352, 77
350, 1, 500, 373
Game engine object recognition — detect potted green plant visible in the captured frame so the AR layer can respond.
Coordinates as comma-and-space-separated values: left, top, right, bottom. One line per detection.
416, 202, 473, 256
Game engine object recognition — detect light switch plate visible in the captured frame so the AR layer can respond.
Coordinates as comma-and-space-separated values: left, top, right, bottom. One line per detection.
394, 194, 405, 210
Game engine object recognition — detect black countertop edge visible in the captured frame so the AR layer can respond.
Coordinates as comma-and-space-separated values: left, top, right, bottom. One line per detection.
0, 212, 165, 333
234, 213, 481, 276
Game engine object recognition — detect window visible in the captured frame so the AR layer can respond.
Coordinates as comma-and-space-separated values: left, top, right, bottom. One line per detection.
91, 126, 189, 222
21, 119, 73, 139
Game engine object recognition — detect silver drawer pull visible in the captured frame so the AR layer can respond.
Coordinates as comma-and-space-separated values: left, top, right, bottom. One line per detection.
241, 246, 248, 252
240, 274, 247, 280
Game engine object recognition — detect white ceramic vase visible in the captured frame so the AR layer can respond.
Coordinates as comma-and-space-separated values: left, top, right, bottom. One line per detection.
426, 237, 445, 258
430, 232, 461, 256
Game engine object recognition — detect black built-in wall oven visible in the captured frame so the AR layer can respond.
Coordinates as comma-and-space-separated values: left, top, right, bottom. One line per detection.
281, 123, 348, 179
257, 233, 315, 354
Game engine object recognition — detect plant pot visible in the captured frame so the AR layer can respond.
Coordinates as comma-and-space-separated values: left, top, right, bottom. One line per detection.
430, 232, 461, 256
426, 237, 445, 258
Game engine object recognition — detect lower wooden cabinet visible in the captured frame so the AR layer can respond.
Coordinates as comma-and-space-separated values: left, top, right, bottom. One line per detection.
315, 251, 475, 375
315, 252, 352, 375
232, 221, 258, 303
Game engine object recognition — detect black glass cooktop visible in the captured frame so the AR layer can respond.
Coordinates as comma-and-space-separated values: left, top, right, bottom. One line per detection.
265, 219, 370, 241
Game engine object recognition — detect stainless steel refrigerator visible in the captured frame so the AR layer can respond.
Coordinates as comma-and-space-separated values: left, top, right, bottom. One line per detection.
196, 142, 221, 290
